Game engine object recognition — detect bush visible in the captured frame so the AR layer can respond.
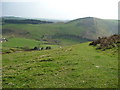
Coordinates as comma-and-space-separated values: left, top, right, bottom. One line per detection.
89, 34, 120, 50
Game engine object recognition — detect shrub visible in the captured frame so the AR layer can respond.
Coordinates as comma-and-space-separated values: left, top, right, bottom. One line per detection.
89, 34, 120, 50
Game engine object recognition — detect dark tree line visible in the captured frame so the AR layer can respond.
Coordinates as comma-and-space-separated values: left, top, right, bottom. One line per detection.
2, 19, 53, 24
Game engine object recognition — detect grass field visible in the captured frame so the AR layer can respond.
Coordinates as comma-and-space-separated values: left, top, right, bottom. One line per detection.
2, 37, 59, 53
2, 42, 118, 88
2, 23, 85, 46
2, 38, 40, 48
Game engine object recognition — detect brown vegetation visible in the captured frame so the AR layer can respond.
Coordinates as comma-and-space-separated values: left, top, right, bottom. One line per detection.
89, 34, 120, 50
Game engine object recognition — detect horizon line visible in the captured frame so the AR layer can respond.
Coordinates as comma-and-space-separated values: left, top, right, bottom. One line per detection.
1, 15, 118, 20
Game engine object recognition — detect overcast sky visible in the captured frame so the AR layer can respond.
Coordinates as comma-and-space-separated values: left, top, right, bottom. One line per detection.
1, 0, 119, 20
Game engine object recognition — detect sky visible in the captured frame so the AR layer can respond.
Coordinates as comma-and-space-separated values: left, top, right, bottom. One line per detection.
1, 0, 120, 20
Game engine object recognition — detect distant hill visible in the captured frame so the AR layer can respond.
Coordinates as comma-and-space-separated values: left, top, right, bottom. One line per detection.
1, 16, 26, 20
2, 19, 53, 24
34, 18, 69, 23
66, 17, 118, 40
2, 16, 118, 45
2, 16, 53, 24
1, 16, 68, 23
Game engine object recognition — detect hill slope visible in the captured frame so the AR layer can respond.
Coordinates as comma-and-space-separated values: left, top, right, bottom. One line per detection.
67, 17, 118, 40
2, 42, 118, 88
2, 17, 118, 45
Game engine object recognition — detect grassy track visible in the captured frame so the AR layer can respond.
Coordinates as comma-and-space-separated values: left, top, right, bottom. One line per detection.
2, 42, 118, 88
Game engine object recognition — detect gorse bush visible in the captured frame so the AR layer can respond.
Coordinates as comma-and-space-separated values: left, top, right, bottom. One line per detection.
89, 34, 120, 50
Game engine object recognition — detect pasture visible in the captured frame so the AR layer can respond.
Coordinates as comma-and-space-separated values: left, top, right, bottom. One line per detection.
2, 42, 118, 88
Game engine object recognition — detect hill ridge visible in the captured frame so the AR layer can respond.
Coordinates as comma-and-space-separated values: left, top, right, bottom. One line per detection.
2, 17, 118, 45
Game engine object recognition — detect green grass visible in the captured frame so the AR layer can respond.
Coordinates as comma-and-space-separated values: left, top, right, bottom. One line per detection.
2, 18, 117, 45
2, 37, 40, 48
2, 37, 40, 53
2, 23, 87, 45
2, 37, 59, 53
2, 42, 118, 88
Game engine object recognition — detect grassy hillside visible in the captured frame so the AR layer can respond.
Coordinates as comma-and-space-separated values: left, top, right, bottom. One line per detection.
2, 17, 118, 46
67, 17, 118, 40
2, 42, 118, 88
2, 37, 59, 53
2, 38, 40, 48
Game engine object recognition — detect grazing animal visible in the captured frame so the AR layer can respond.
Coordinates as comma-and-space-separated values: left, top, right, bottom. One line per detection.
40, 47, 44, 50
0, 38, 8, 43
33, 47, 38, 50
46, 46, 51, 50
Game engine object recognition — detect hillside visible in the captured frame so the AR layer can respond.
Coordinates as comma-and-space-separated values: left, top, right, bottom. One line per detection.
1, 16, 67, 23
2, 19, 53, 24
67, 17, 118, 40
2, 17, 118, 45
2, 17, 118, 88
1, 16, 26, 20
2, 42, 118, 88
